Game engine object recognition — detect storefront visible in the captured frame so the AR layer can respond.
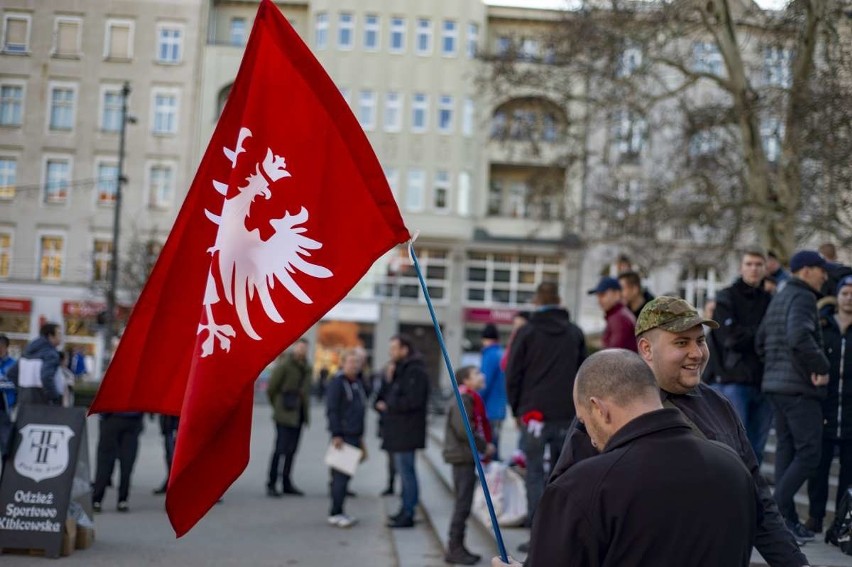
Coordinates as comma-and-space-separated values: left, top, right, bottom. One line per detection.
461, 307, 519, 366
0, 297, 32, 356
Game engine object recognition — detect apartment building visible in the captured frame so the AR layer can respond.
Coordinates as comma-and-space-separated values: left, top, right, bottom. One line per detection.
0, 0, 205, 375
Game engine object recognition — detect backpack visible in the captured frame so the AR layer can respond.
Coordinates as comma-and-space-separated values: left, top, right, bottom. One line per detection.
826, 487, 852, 555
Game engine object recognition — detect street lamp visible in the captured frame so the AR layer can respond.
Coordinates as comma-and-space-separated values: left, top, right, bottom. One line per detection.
102, 81, 132, 374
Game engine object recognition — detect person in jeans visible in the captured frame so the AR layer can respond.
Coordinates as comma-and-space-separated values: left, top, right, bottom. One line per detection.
705, 248, 774, 463
375, 334, 429, 528
506, 281, 587, 553
442, 366, 495, 564
757, 250, 831, 543
326, 349, 367, 529
806, 275, 852, 535
479, 324, 506, 460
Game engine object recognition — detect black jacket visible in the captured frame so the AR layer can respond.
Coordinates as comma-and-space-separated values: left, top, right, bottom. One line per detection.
705, 278, 771, 386
821, 313, 852, 440
757, 278, 830, 398
529, 409, 758, 567
505, 308, 586, 422
326, 373, 366, 438
381, 355, 429, 452
550, 384, 808, 567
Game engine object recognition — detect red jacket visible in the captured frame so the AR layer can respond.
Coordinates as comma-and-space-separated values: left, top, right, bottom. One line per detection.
603, 304, 637, 351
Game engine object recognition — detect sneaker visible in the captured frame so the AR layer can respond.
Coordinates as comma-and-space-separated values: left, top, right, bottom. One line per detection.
92, 501, 102, 513
335, 514, 358, 528
328, 514, 344, 526
387, 514, 414, 528
282, 485, 304, 496
786, 520, 815, 543
117, 501, 129, 512
266, 486, 282, 498
381, 487, 394, 496
444, 547, 479, 565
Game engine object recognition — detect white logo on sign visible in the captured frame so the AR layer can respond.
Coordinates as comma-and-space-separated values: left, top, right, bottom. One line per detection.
13, 424, 75, 483
197, 127, 333, 357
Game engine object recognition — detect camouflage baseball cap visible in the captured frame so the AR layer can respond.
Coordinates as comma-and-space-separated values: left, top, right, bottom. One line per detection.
634, 296, 719, 337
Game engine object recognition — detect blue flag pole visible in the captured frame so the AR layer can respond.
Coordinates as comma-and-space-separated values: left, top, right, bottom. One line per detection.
407, 240, 509, 563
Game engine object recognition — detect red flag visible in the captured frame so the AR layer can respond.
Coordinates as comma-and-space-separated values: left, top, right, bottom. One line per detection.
89, 0, 409, 536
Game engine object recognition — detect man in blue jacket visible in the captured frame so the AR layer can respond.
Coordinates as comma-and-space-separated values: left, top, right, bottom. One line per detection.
7, 322, 62, 405
479, 323, 506, 460
757, 250, 831, 543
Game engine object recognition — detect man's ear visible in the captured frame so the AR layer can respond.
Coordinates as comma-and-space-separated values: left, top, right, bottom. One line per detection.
589, 397, 611, 424
637, 335, 653, 363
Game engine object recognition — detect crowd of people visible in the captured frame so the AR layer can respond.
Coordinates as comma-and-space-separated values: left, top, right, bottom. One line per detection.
1, 242, 851, 566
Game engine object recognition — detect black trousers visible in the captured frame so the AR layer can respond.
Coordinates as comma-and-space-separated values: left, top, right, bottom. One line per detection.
268, 423, 302, 490
449, 464, 477, 547
808, 437, 852, 521
329, 435, 361, 516
92, 415, 144, 504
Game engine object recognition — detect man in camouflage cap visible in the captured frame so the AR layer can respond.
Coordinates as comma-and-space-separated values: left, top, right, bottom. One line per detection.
547, 296, 811, 567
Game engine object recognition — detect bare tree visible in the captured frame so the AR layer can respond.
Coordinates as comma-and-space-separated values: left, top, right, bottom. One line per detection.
480, 0, 852, 264
120, 224, 163, 303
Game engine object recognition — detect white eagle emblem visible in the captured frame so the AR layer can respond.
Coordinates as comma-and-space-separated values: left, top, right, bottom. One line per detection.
197, 127, 333, 357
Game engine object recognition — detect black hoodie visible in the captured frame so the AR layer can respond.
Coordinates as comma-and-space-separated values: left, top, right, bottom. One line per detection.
505, 307, 586, 422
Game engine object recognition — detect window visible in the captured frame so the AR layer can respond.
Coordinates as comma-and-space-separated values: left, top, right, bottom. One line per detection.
412, 93, 428, 132
496, 36, 511, 56
467, 23, 479, 58
96, 161, 118, 204
433, 170, 450, 211
92, 239, 113, 282
384, 91, 402, 132
389, 17, 405, 53
415, 18, 432, 55
44, 158, 71, 204
613, 109, 646, 159
337, 12, 354, 49
53, 17, 81, 57
105, 19, 134, 60
39, 235, 64, 282
464, 252, 562, 306
149, 163, 175, 208
617, 44, 642, 77
406, 169, 425, 212
437, 95, 454, 133
384, 166, 399, 199
0, 84, 23, 126
314, 12, 328, 49
101, 86, 123, 132
229, 17, 246, 46
357, 90, 376, 130
0, 231, 10, 278
519, 38, 538, 61
441, 20, 457, 56
761, 116, 784, 163
49, 84, 76, 131
156, 24, 183, 63
3, 14, 30, 54
152, 90, 178, 134
375, 248, 449, 303
0, 157, 15, 199
764, 46, 792, 88
364, 14, 379, 50
614, 179, 645, 217
462, 98, 474, 137
692, 41, 724, 76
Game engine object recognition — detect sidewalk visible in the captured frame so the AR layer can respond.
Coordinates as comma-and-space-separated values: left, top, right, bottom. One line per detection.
2, 400, 427, 566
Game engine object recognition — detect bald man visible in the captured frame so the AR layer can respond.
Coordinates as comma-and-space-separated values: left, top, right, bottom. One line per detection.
517, 350, 758, 566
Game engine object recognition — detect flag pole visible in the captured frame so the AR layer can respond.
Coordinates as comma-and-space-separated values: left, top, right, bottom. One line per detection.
408, 239, 509, 563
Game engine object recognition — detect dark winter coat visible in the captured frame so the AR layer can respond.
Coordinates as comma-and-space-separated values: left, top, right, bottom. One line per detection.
821, 313, 852, 440
326, 373, 366, 438
550, 384, 808, 567
442, 392, 488, 465
757, 278, 831, 398
529, 409, 758, 567
7, 336, 62, 404
706, 278, 772, 386
267, 354, 312, 427
505, 308, 586, 422
380, 355, 429, 452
